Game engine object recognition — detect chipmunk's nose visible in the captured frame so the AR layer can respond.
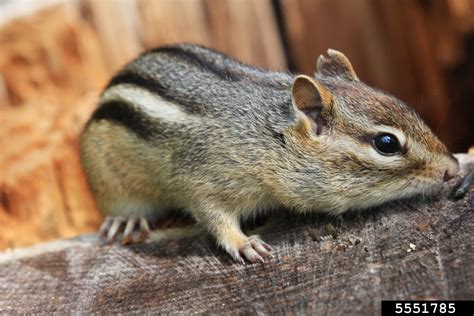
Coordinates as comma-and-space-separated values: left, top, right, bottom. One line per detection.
443, 157, 459, 182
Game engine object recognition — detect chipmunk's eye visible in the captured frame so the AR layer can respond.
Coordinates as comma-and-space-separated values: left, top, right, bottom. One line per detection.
373, 133, 401, 155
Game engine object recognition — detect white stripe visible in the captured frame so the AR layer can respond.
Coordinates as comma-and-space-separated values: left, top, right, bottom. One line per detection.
101, 84, 196, 124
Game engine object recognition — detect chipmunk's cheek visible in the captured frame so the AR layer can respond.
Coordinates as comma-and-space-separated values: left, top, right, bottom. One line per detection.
418, 166, 439, 182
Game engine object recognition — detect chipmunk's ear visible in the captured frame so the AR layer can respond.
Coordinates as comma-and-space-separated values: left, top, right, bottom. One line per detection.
316, 49, 359, 81
292, 75, 333, 111
291, 75, 333, 135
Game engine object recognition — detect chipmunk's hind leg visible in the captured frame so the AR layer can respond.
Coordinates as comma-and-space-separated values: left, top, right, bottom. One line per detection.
100, 216, 151, 244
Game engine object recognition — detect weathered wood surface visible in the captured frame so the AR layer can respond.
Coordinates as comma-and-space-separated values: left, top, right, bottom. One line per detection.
0, 162, 472, 314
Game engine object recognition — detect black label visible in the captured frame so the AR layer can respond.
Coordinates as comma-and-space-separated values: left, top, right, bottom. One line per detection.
381, 301, 474, 316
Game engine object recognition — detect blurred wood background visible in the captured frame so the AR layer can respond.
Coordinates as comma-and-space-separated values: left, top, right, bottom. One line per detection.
0, 0, 473, 250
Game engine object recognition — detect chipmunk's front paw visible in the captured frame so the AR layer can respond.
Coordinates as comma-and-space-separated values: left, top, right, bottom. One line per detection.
99, 216, 150, 244
228, 235, 273, 264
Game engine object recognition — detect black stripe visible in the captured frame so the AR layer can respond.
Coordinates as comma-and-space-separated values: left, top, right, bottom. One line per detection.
89, 100, 156, 141
160, 45, 292, 89
106, 71, 205, 114
150, 46, 239, 81
151, 46, 289, 89
107, 71, 175, 101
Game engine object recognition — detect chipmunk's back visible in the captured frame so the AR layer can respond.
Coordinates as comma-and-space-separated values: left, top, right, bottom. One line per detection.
101, 44, 296, 128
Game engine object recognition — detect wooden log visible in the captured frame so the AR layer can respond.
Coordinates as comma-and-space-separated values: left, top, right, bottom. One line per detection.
0, 157, 472, 314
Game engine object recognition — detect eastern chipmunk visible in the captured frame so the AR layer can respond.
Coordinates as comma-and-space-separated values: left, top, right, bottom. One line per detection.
80, 44, 459, 263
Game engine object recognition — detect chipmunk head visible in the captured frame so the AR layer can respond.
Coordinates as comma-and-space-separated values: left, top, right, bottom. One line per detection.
282, 49, 458, 213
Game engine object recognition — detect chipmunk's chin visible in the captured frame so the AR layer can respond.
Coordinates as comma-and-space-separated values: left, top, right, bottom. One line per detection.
379, 180, 444, 206
331, 180, 445, 215
408, 179, 445, 197
299, 179, 445, 215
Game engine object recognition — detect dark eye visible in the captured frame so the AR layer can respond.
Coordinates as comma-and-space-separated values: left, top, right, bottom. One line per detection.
373, 133, 401, 155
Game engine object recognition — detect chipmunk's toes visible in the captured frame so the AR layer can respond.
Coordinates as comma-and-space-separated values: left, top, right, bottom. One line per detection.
249, 235, 273, 255
122, 217, 151, 244
239, 245, 263, 263
122, 217, 138, 244
138, 217, 151, 240
99, 217, 113, 239
99, 216, 150, 244
238, 235, 273, 263
229, 249, 246, 265
106, 216, 126, 242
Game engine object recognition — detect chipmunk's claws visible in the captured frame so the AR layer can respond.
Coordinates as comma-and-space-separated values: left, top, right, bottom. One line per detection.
99, 216, 150, 245
230, 250, 246, 265
122, 217, 138, 245
138, 217, 151, 240
106, 216, 126, 242
99, 217, 112, 238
